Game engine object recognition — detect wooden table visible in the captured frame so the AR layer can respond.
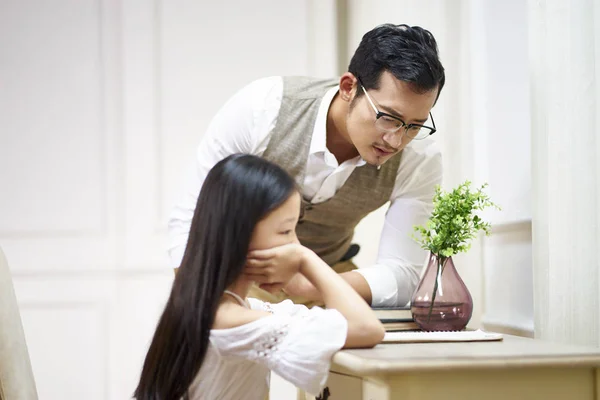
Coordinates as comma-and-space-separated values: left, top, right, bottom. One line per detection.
313, 335, 600, 400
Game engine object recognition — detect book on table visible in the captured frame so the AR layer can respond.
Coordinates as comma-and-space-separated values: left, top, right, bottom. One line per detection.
371, 306, 412, 322
382, 320, 420, 332
371, 306, 418, 332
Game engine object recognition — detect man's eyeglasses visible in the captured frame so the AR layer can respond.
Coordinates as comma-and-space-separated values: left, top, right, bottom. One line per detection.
358, 79, 436, 140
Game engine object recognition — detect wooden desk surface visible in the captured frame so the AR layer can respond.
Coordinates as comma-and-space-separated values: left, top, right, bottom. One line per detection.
331, 334, 600, 376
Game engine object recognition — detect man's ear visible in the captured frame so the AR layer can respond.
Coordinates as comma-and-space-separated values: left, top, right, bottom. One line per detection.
338, 72, 358, 103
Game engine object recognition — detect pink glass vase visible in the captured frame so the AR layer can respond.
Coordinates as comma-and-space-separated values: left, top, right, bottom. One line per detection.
410, 253, 473, 331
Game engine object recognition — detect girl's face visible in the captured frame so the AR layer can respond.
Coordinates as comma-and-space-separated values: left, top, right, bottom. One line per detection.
248, 191, 301, 251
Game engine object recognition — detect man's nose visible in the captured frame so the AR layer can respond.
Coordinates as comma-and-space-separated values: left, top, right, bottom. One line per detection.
383, 128, 407, 149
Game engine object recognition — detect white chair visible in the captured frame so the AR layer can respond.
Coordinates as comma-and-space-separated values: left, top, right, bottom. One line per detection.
0, 246, 38, 399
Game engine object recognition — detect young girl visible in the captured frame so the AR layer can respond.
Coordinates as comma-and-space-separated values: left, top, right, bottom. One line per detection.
134, 154, 384, 400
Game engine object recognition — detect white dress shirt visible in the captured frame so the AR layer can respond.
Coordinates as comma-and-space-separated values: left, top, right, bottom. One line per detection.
168, 76, 443, 307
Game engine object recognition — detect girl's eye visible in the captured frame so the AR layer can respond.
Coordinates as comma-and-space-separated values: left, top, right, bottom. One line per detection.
281, 230, 292, 235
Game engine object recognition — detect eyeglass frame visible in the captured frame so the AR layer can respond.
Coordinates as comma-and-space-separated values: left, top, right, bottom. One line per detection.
357, 78, 437, 140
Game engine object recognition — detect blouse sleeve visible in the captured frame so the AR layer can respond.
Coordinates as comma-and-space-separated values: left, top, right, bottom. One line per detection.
247, 297, 312, 317
210, 305, 348, 395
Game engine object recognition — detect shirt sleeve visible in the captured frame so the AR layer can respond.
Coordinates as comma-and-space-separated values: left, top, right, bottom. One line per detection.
356, 138, 443, 307
167, 77, 283, 268
211, 306, 348, 396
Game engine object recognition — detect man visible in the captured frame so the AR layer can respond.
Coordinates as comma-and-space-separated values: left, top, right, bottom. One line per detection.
168, 23, 444, 307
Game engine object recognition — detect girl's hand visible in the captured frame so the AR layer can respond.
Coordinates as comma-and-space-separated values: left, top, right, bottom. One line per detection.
244, 243, 307, 288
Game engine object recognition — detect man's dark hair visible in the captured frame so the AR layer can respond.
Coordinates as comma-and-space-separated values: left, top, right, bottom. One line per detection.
348, 24, 445, 102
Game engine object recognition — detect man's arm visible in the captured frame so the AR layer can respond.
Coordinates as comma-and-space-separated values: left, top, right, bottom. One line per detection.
355, 139, 443, 306
167, 77, 283, 270
340, 271, 372, 304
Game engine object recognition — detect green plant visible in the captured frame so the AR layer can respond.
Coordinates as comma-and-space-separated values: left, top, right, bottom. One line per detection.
412, 181, 499, 321
413, 181, 499, 258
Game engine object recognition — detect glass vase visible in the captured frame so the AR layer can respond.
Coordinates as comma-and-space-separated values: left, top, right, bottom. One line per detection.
410, 252, 473, 331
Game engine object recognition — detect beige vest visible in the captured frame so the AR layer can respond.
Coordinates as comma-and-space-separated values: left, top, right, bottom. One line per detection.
263, 77, 402, 266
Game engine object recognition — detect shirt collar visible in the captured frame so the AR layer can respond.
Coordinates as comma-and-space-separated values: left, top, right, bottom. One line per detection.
311, 86, 366, 167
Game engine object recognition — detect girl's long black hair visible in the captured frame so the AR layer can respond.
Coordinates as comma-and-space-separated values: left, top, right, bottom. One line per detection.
134, 154, 297, 399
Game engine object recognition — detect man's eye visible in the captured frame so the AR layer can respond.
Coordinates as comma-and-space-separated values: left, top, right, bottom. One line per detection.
281, 230, 292, 235
381, 116, 402, 127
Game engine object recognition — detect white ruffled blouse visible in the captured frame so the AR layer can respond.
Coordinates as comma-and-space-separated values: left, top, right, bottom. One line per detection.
186, 296, 348, 399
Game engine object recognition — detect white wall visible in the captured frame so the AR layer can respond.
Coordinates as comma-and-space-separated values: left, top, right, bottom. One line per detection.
468, 0, 533, 336
529, 0, 600, 347
345, 0, 485, 322
0, 1, 335, 398
0, 1, 535, 399
347, 0, 462, 278
347, 0, 533, 335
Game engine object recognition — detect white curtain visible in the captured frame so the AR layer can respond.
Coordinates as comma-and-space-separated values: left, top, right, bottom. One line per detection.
529, 0, 600, 346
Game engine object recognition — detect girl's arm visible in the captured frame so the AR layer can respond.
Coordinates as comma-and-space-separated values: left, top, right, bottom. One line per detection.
246, 244, 384, 348
298, 248, 385, 348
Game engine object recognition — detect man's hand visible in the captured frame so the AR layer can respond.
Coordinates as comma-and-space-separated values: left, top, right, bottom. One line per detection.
244, 243, 307, 291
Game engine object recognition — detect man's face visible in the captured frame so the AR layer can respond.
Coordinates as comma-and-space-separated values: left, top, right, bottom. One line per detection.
346, 71, 438, 166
